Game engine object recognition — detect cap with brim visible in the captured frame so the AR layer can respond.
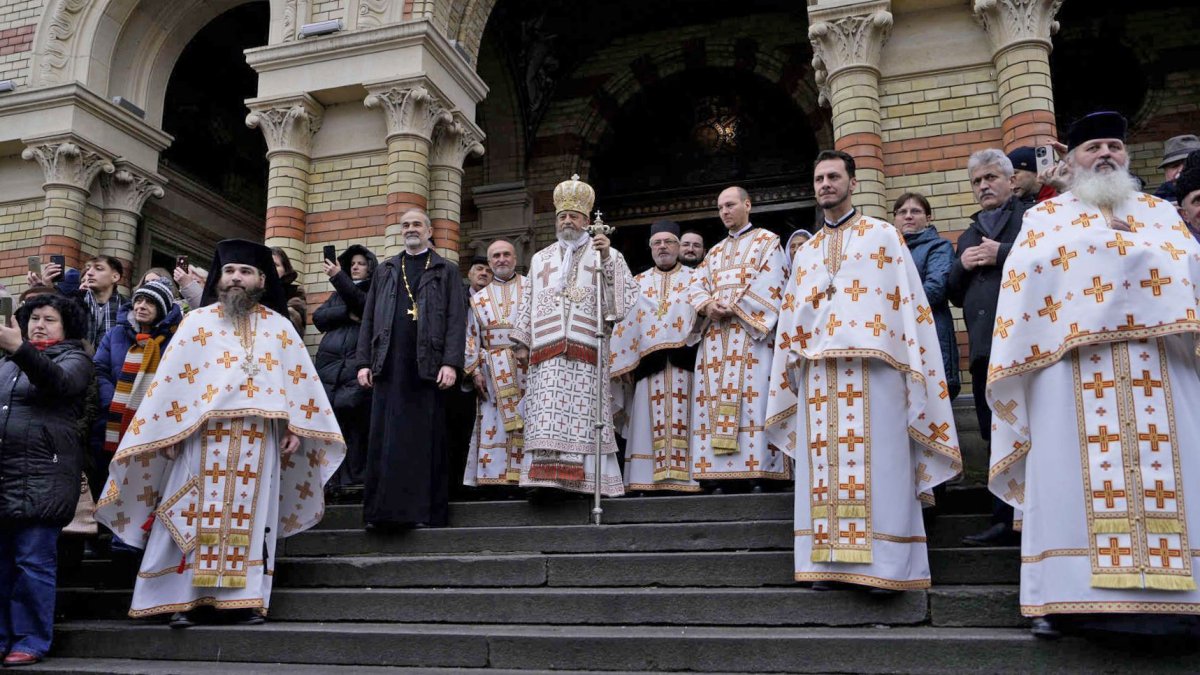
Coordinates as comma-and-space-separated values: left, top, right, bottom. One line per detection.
1067, 111, 1127, 151
1160, 135, 1200, 168
1007, 146, 1036, 172
1174, 150, 1200, 203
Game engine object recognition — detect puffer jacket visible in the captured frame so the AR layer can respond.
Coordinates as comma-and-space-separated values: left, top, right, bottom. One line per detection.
91, 303, 184, 456
904, 226, 960, 399
0, 340, 94, 526
314, 245, 377, 410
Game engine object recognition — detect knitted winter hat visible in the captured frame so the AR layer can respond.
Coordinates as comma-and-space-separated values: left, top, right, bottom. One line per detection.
132, 278, 174, 321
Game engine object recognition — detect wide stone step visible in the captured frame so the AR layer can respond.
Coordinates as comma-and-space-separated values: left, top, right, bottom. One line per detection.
23, 661, 647, 675
58, 586, 939, 626
283, 520, 794, 556
317, 485, 994, 530
63, 548, 1020, 591
49, 622, 1199, 672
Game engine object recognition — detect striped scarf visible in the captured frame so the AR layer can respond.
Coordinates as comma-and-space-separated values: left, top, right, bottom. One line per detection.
105, 331, 167, 453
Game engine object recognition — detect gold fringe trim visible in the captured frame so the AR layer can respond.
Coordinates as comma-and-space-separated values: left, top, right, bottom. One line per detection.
811, 547, 831, 563
497, 386, 520, 399
652, 439, 667, 451
198, 532, 220, 546
653, 468, 690, 482
503, 417, 524, 432
192, 574, 219, 588
1091, 573, 1144, 589
229, 533, 250, 547
671, 438, 688, 449
833, 548, 873, 564
504, 469, 521, 481
712, 438, 738, 454
1145, 574, 1198, 592
836, 504, 867, 518
811, 505, 828, 519
717, 403, 738, 418
222, 575, 247, 589
1091, 518, 1131, 534
1146, 518, 1185, 534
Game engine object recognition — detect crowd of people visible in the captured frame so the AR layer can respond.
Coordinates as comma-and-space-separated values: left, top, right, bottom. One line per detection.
1, 110, 1199, 666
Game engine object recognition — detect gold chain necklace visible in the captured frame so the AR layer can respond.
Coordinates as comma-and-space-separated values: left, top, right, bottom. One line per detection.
402, 251, 432, 320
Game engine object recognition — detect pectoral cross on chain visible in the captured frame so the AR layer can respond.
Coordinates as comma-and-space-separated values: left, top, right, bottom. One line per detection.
407, 306, 419, 321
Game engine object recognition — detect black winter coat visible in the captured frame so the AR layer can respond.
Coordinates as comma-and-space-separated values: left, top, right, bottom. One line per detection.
947, 197, 1028, 368
0, 340, 94, 527
315, 245, 377, 410
356, 250, 466, 382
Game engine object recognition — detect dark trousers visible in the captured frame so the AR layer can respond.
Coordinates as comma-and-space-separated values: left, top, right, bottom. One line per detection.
971, 359, 1014, 528
0, 524, 61, 657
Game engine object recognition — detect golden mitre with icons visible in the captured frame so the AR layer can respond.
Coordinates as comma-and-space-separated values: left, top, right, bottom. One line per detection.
553, 174, 595, 216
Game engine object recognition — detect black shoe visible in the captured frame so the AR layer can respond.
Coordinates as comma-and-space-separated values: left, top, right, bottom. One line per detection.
1031, 617, 1061, 640
230, 609, 265, 626
868, 587, 901, 596
811, 580, 852, 591
750, 480, 765, 494
169, 611, 195, 629
961, 523, 1020, 547
709, 486, 726, 495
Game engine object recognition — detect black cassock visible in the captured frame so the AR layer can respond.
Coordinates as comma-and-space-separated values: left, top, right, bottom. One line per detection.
363, 251, 449, 527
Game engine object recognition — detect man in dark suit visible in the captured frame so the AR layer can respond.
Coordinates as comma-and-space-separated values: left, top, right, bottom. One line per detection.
947, 148, 1028, 547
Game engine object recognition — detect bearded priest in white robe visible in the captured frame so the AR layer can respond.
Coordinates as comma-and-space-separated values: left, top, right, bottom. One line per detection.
988, 112, 1200, 639
512, 175, 638, 496
766, 151, 961, 592
688, 186, 788, 487
611, 220, 702, 493
464, 240, 528, 487
96, 239, 344, 627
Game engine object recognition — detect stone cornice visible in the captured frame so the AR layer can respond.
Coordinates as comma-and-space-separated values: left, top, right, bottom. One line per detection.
364, 79, 454, 143
973, 0, 1063, 56
1, 83, 173, 159
808, 0, 893, 105
244, 19, 488, 105
245, 93, 325, 158
430, 112, 485, 170
99, 161, 166, 215
21, 133, 115, 192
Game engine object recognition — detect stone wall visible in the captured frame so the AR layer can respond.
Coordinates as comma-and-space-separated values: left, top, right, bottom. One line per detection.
0, 0, 39, 86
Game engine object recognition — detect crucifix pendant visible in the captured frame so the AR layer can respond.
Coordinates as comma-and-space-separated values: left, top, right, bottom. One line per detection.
826, 283, 837, 298
655, 301, 669, 319
407, 306, 419, 321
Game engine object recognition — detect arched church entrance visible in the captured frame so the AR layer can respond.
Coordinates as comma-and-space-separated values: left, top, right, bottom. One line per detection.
141, 1, 270, 273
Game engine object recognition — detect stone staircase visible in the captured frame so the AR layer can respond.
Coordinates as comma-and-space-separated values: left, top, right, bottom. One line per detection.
35, 485, 1198, 673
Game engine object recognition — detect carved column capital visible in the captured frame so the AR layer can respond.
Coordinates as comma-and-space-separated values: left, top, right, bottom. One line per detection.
21, 137, 115, 192
245, 94, 325, 158
807, 0, 893, 107
430, 114, 486, 170
973, 0, 1063, 55
99, 163, 166, 215
364, 81, 454, 143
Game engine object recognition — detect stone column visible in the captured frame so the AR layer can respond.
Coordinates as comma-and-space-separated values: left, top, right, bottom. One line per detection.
364, 81, 453, 257
98, 163, 165, 285
246, 94, 325, 268
21, 137, 115, 269
974, 0, 1063, 151
808, 0, 893, 218
429, 114, 485, 263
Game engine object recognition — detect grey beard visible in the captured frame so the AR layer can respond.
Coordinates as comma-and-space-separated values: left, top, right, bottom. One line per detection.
219, 286, 265, 319
1071, 165, 1139, 211
556, 228, 588, 245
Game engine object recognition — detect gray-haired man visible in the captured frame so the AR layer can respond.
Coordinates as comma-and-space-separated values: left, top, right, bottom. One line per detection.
947, 148, 1028, 547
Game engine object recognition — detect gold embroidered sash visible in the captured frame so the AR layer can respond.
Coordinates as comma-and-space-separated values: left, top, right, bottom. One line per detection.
194, 417, 266, 588
1072, 339, 1194, 591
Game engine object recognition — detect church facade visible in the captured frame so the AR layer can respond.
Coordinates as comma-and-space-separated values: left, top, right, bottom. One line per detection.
0, 0, 1195, 351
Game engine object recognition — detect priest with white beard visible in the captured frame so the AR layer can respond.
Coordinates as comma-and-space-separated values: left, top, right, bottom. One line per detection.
512, 175, 638, 497
988, 111, 1200, 639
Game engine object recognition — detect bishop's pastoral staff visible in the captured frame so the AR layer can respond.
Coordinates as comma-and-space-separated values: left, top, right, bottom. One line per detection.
512, 175, 637, 497
688, 186, 788, 490
987, 112, 1200, 639
765, 150, 961, 593
610, 220, 702, 493
96, 239, 344, 628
